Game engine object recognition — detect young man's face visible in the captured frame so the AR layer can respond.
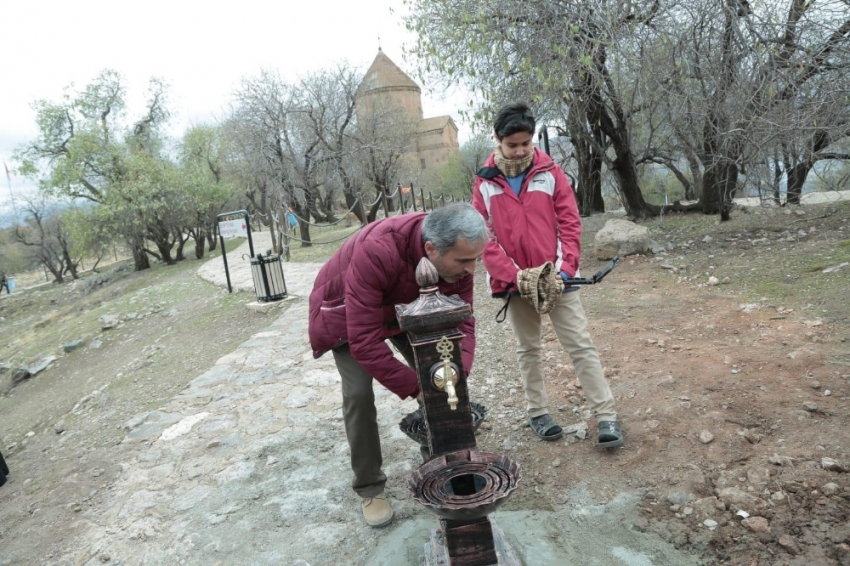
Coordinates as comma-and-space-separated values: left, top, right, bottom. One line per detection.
424, 239, 484, 283
495, 131, 534, 160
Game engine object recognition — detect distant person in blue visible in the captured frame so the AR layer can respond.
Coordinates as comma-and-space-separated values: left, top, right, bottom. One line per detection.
286, 205, 299, 232
1, 273, 9, 294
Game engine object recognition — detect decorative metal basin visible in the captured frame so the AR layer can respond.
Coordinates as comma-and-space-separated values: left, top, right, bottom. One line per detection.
408, 449, 522, 522
399, 402, 488, 446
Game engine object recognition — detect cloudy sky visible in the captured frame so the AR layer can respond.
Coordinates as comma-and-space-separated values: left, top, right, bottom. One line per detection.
0, 0, 470, 212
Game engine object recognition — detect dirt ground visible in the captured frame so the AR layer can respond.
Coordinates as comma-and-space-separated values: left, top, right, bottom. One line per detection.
1, 202, 849, 565
470, 203, 850, 565
0, 258, 278, 565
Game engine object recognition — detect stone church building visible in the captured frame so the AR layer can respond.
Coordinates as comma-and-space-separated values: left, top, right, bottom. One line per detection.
356, 49, 459, 172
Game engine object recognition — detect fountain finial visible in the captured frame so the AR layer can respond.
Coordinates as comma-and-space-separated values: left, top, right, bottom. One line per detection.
415, 257, 439, 289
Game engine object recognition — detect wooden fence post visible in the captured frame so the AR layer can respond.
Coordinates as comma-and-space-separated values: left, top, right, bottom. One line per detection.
382, 188, 390, 219
358, 192, 367, 225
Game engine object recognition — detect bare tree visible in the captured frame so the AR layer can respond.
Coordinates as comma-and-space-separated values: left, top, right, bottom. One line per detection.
14, 195, 81, 283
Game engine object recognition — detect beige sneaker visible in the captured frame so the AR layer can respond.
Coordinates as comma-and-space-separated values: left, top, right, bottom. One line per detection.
361, 493, 394, 528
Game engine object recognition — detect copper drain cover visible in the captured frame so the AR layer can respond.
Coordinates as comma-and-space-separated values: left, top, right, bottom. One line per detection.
408, 449, 522, 521
399, 402, 487, 446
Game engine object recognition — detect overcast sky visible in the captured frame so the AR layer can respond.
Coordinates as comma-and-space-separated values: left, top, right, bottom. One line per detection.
0, 0, 471, 212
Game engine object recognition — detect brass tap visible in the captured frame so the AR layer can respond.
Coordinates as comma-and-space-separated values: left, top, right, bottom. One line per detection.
432, 361, 459, 410
432, 336, 459, 410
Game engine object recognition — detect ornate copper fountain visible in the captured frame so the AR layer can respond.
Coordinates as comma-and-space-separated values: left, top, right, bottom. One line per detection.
396, 258, 522, 566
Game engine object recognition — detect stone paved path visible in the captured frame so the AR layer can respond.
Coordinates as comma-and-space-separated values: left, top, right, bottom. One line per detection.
57, 235, 438, 566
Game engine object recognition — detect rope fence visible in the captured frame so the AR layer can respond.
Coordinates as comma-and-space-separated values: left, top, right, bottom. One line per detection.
250, 185, 473, 260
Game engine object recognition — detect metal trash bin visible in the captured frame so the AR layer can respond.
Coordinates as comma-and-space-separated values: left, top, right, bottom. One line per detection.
249, 251, 287, 302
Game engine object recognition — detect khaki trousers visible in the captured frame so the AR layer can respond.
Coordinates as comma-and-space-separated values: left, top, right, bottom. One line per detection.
332, 335, 422, 498
505, 289, 617, 421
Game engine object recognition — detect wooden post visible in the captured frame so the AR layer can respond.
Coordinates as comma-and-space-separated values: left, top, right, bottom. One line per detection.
358, 192, 367, 225
382, 187, 390, 219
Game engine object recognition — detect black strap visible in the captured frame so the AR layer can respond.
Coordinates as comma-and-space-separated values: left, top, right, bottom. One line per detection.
495, 294, 513, 323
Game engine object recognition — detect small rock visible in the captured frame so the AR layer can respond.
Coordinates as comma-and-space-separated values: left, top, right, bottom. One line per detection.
768, 454, 794, 466
777, 534, 799, 555
99, 315, 120, 330
63, 340, 84, 353
54, 420, 66, 434
822, 482, 839, 496
742, 516, 771, 534
698, 430, 714, 444
552, 459, 561, 468
822, 457, 847, 473
707, 276, 720, 286
703, 519, 718, 530
803, 402, 818, 412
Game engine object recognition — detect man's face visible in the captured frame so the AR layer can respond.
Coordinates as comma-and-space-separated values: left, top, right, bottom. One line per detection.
424, 239, 484, 283
495, 131, 534, 160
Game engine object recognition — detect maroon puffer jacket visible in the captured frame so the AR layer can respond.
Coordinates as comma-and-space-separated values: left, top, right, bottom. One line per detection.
308, 212, 476, 399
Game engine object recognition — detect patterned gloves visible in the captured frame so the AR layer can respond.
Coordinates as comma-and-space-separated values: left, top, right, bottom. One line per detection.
517, 262, 564, 315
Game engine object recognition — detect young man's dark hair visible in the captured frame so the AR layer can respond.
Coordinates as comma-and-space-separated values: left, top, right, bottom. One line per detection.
493, 102, 536, 140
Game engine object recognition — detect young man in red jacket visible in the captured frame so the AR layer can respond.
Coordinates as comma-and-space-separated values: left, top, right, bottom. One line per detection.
308, 203, 487, 528
472, 102, 624, 449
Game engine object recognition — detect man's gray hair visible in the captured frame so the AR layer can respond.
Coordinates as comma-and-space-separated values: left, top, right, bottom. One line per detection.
422, 202, 488, 253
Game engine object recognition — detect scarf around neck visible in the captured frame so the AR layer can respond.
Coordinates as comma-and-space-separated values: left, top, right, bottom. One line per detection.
494, 146, 534, 178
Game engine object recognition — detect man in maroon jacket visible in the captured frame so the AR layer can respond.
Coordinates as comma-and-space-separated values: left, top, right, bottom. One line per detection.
308, 203, 488, 528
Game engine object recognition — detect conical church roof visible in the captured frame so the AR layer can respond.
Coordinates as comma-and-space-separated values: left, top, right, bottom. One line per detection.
357, 49, 421, 95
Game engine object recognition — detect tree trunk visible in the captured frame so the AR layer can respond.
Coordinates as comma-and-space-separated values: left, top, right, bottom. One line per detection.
175, 235, 187, 262
153, 240, 176, 265
131, 242, 150, 271
611, 149, 656, 219
345, 192, 365, 224
206, 231, 217, 252
702, 160, 738, 219
786, 163, 808, 205
194, 234, 205, 259
570, 119, 605, 216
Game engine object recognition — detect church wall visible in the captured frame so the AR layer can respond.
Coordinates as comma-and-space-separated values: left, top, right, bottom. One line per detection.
357, 88, 423, 121
417, 126, 459, 170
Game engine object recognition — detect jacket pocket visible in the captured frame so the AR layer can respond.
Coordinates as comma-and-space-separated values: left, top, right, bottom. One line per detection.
320, 297, 347, 345
320, 297, 345, 310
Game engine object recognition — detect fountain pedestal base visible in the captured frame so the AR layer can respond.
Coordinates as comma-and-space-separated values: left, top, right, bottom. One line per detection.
421, 519, 521, 566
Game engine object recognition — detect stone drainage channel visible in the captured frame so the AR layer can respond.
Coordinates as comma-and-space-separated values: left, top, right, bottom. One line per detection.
50, 235, 704, 566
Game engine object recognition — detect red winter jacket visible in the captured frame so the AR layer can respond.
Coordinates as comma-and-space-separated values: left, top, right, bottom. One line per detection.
472, 148, 582, 296
308, 212, 476, 399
